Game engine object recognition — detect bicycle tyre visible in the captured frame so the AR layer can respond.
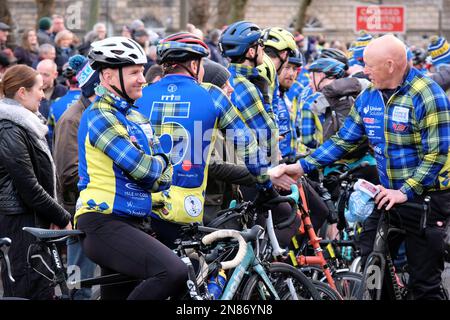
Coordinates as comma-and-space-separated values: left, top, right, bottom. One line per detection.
357, 254, 385, 300
311, 280, 342, 300
240, 262, 321, 300
321, 271, 362, 300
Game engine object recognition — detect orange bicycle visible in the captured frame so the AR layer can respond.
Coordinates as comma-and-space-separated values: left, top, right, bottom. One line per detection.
287, 177, 362, 300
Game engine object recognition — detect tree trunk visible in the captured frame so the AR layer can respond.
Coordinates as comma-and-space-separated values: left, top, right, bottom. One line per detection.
215, 0, 232, 29
35, 0, 55, 23
87, 0, 100, 31
230, 0, 249, 23
188, 0, 210, 31
295, 0, 313, 33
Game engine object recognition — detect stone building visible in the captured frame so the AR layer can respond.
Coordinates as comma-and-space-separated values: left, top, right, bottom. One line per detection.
7, 0, 450, 48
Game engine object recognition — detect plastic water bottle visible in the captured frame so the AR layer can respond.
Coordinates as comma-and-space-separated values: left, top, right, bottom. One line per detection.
207, 269, 227, 300
345, 179, 379, 223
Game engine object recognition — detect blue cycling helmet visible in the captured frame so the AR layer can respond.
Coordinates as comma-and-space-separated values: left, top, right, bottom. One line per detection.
157, 32, 209, 64
288, 49, 304, 67
219, 21, 262, 58
309, 57, 346, 79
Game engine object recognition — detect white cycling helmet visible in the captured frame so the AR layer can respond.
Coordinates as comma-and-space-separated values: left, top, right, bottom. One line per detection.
88, 36, 147, 70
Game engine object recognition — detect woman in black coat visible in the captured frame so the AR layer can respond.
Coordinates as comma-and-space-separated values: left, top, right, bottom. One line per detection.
0, 65, 71, 299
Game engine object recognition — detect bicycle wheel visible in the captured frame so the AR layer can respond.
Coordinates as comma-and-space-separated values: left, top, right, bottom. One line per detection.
357, 254, 385, 300
241, 262, 321, 300
311, 280, 342, 300
322, 271, 362, 300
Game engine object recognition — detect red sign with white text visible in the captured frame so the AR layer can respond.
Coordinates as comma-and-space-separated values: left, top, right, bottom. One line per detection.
355, 5, 406, 34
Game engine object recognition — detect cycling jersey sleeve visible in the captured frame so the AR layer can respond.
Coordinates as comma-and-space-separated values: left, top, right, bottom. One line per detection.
300, 101, 366, 174
203, 84, 271, 187
87, 107, 167, 190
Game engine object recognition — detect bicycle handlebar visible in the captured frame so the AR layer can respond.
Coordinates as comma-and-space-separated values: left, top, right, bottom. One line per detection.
279, 151, 311, 165
383, 196, 431, 232
201, 229, 247, 270
338, 161, 370, 181
264, 184, 299, 229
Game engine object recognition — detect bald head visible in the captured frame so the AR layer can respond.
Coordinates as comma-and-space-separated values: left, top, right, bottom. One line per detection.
36, 59, 58, 90
363, 35, 408, 89
37, 59, 57, 72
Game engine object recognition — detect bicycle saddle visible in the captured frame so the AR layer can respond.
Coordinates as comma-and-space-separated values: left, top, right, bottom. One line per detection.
22, 227, 84, 240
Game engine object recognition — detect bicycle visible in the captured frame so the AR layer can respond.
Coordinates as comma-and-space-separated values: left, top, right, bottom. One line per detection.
197, 184, 322, 300
355, 196, 449, 300
0, 237, 29, 300
285, 177, 362, 300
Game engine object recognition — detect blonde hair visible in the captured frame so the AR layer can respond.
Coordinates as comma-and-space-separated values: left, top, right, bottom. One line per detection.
54, 30, 73, 47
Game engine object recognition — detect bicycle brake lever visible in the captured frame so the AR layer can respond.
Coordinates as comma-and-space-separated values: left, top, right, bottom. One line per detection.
0, 243, 15, 283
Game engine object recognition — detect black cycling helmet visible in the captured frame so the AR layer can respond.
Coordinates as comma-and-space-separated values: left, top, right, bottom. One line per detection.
319, 48, 349, 71
412, 48, 428, 66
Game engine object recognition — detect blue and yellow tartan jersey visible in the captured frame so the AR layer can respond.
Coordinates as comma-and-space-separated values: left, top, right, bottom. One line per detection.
276, 91, 297, 158
299, 87, 323, 149
47, 89, 81, 143
75, 89, 169, 224
286, 81, 304, 103
300, 67, 450, 199
228, 63, 279, 166
297, 68, 311, 88
135, 74, 270, 224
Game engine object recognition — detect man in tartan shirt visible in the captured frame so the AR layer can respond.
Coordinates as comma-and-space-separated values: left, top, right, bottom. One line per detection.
280, 35, 450, 299
135, 32, 278, 246
219, 21, 279, 168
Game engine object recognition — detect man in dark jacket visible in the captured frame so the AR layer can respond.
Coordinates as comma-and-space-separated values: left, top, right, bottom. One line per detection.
53, 55, 100, 300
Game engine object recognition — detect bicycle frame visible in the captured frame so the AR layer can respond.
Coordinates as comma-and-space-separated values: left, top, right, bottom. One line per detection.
221, 242, 280, 300
288, 178, 339, 292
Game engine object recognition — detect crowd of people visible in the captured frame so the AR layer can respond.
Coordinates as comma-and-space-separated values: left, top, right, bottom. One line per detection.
0, 13, 450, 301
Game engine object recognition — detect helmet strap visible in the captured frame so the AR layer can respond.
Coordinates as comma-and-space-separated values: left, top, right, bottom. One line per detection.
275, 51, 288, 74
110, 67, 135, 105
244, 44, 260, 68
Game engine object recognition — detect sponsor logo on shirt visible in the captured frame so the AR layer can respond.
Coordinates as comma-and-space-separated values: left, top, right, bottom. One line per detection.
392, 106, 409, 123
392, 123, 408, 132
363, 117, 375, 124
184, 195, 202, 217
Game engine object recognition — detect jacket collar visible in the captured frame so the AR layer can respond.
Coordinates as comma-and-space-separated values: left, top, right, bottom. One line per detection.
0, 98, 48, 140
229, 63, 259, 79
96, 85, 134, 114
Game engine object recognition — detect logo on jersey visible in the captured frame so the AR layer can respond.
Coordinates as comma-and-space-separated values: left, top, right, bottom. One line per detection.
363, 117, 375, 124
393, 123, 408, 132
182, 160, 192, 171
184, 195, 202, 217
168, 84, 178, 93
125, 183, 142, 191
392, 106, 409, 123
363, 106, 370, 114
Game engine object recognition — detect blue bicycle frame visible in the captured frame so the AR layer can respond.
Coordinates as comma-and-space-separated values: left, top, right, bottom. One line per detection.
221, 242, 280, 300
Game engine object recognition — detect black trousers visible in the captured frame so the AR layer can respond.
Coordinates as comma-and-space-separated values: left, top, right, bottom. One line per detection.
358, 190, 450, 300
0, 214, 54, 299
77, 212, 188, 300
